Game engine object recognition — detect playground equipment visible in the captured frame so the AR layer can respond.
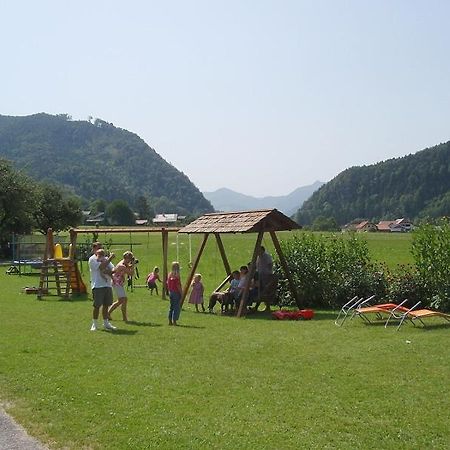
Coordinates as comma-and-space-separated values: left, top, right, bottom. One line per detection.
38, 226, 180, 300
5, 233, 46, 276
178, 209, 302, 317
38, 211, 299, 308
38, 230, 87, 299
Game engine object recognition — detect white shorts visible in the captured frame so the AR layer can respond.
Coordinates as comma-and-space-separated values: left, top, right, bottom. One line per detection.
113, 284, 126, 299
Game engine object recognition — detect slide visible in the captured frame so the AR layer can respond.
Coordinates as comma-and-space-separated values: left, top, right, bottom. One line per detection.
73, 263, 87, 294
60, 259, 87, 294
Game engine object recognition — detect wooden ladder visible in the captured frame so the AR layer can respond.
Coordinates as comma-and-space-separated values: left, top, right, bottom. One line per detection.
38, 259, 71, 299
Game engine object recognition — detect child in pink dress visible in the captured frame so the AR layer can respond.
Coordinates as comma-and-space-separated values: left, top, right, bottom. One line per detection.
146, 266, 162, 295
189, 274, 205, 312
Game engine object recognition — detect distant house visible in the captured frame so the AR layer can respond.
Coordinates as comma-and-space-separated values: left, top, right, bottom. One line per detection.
153, 213, 179, 224
355, 220, 377, 232
376, 221, 393, 232
391, 218, 413, 232
342, 221, 359, 232
377, 218, 412, 232
85, 212, 105, 224
343, 220, 376, 232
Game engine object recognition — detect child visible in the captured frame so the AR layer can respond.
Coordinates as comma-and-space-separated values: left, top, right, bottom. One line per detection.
236, 265, 249, 297
228, 270, 241, 310
146, 267, 162, 295
167, 261, 182, 326
108, 251, 135, 322
95, 249, 114, 282
189, 273, 205, 312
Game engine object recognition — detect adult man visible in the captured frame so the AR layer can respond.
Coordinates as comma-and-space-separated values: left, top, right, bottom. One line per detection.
256, 246, 273, 284
89, 242, 116, 331
255, 246, 274, 311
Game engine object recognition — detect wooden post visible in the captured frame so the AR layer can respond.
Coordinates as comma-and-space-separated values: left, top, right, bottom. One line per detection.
237, 230, 264, 317
181, 233, 209, 306
162, 229, 169, 299
270, 231, 301, 309
214, 233, 231, 277
47, 228, 54, 259
69, 229, 77, 259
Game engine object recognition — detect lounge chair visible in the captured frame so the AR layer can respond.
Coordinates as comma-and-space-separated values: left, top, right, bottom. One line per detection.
353, 298, 410, 324
335, 295, 372, 326
385, 302, 450, 330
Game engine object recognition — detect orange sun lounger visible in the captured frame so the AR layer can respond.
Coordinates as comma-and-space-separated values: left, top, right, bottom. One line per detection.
335, 295, 379, 326
352, 299, 410, 324
385, 303, 450, 330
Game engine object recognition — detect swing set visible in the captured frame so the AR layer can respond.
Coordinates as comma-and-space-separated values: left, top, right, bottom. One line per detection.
179, 209, 302, 317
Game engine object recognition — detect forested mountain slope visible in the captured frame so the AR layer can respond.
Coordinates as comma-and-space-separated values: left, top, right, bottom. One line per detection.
0, 113, 213, 215
296, 141, 450, 225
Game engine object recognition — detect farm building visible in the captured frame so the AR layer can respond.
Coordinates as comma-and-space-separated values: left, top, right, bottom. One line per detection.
376, 218, 412, 232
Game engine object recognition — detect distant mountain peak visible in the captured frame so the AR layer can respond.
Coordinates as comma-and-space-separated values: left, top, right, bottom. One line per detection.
203, 182, 324, 215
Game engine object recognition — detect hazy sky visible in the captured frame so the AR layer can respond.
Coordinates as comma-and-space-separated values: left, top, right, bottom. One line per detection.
2, 1, 450, 196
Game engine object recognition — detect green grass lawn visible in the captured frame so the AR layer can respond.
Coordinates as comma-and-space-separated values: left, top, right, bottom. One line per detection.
361, 232, 413, 268
1, 231, 448, 449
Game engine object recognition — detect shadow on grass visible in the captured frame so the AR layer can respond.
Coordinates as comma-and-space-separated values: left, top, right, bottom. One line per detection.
361, 320, 391, 327
414, 322, 450, 331
125, 320, 162, 327
34, 294, 90, 303
107, 329, 138, 335
380, 321, 450, 331
173, 324, 206, 329
244, 309, 337, 321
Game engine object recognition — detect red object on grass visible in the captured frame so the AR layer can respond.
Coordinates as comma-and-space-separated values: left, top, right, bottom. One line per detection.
271, 309, 314, 320
299, 309, 314, 320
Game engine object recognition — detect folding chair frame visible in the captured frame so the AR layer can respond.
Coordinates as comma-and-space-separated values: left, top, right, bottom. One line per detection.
353, 298, 408, 324
335, 295, 374, 327
384, 301, 421, 331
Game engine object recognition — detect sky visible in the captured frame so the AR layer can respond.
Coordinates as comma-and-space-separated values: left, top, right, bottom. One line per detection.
1, 1, 450, 197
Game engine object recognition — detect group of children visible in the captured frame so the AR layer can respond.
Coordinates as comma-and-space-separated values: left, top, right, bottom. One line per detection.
145, 263, 204, 324
129, 261, 255, 326
92, 241, 249, 328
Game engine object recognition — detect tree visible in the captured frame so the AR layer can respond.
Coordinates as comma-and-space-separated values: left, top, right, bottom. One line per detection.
33, 183, 83, 234
0, 159, 38, 245
412, 218, 450, 310
90, 199, 107, 214
135, 195, 153, 219
311, 216, 340, 231
106, 200, 135, 225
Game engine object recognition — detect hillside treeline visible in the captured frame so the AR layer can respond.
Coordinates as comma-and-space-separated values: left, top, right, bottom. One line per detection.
0, 113, 213, 216
296, 141, 450, 225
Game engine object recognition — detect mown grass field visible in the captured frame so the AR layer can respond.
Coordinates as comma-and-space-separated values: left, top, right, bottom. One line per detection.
1, 231, 449, 449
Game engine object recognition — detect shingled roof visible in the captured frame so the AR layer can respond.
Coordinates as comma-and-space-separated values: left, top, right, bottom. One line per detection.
179, 209, 301, 234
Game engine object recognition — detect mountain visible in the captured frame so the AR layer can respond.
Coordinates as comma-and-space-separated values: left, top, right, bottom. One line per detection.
203, 181, 324, 215
295, 141, 450, 225
0, 113, 213, 215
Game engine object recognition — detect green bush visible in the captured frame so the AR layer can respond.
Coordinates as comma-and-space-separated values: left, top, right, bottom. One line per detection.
411, 218, 450, 311
275, 233, 388, 308
384, 264, 427, 307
